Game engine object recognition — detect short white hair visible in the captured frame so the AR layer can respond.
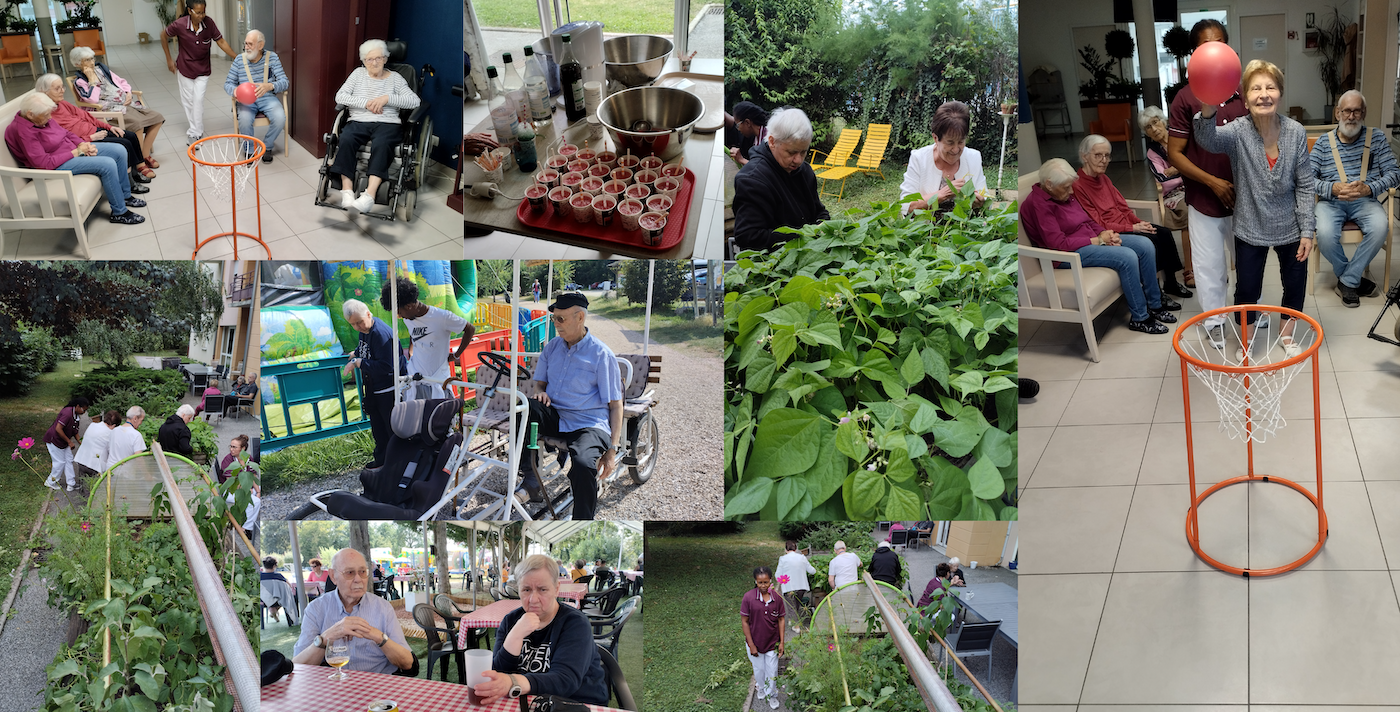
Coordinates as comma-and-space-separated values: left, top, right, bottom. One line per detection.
126, 405, 146, 419
1138, 105, 1167, 131
35, 73, 62, 94
20, 93, 56, 119
69, 45, 95, 67
359, 39, 389, 62
767, 107, 813, 146
1337, 89, 1367, 112
948, 557, 961, 567
1078, 134, 1110, 162
245, 29, 265, 45
176, 404, 196, 419
1038, 158, 1077, 188
343, 298, 370, 319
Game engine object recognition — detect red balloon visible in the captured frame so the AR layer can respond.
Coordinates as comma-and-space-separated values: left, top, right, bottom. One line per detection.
235, 82, 258, 105
1187, 42, 1242, 106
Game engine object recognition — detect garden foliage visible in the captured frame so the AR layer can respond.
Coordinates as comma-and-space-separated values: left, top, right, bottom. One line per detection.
621, 259, 687, 310
724, 190, 1018, 521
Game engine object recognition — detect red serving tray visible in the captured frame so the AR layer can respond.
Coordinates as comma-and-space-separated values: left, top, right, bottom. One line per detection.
516, 167, 695, 252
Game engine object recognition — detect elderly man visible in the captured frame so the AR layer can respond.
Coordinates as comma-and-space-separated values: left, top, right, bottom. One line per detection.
3, 93, 146, 225
224, 29, 287, 163
293, 548, 414, 674
156, 404, 196, 457
342, 298, 405, 469
732, 107, 830, 252
330, 38, 422, 215
514, 293, 623, 520
162, 0, 238, 145
107, 406, 148, 463
826, 540, 861, 590
1310, 90, 1400, 307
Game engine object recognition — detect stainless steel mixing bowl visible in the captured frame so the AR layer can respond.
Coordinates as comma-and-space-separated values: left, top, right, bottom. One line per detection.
603, 35, 674, 88
597, 86, 705, 161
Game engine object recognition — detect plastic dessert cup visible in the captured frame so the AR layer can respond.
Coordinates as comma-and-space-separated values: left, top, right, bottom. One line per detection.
545, 155, 569, 171
639, 211, 667, 246
524, 183, 548, 213
588, 163, 613, 179
570, 193, 595, 223
580, 176, 605, 196
618, 199, 645, 231
592, 194, 617, 227
596, 151, 617, 169
634, 169, 659, 190
602, 180, 628, 198
576, 149, 597, 164
624, 184, 651, 202
660, 163, 686, 179
646, 194, 673, 216
654, 176, 681, 200
567, 159, 589, 175
561, 171, 585, 190
639, 155, 664, 172
617, 154, 641, 169
548, 186, 574, 218
610, 167, 634, 185
535, 169, 561, 190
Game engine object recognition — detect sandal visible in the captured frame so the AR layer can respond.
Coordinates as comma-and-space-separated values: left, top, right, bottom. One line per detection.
144, 155, 160, 169
1182, 269, 1196, 288
137, 164, 156, 179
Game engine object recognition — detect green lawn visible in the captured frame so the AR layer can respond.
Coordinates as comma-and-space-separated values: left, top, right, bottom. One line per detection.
473, 0, 704, 34
0, 358, 93, 581
589, 297, 722, 357
263, 599, 643, 709
644, 522, 789, 712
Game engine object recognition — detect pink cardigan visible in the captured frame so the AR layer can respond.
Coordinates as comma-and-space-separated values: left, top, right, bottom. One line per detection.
73, 64, 134, 106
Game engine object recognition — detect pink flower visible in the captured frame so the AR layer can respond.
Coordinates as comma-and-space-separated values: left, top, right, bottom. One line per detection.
839, 417, 850, 424
18, 437, 34, 450
11, 449, 19, 460
777, 574, 789, 585
80, 521, 91, 533
354, 288, 363, 296
827, 643, 835, 652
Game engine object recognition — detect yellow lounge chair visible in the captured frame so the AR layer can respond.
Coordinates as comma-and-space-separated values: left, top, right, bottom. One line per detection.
809, 128, 862, 171
815, 123, 893, 199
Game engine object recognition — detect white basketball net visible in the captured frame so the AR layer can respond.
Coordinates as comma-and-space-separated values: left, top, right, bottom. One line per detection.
1176, 313, 1318, 444
192, 136, 261, 204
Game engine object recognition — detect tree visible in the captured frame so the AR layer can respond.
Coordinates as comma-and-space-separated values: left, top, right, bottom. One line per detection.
726, 0, 848, 145
349, 521, 372, 574
521, 262, 576, 294
1104, 29, 1135, 80
433, 522, 451, 594
621, 260, 686, 310
475, 260, 514, 301
572, 261, 616, 288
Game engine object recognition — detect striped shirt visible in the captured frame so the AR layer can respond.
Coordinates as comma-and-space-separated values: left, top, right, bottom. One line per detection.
1309, 127, 1400, 201
223, 50, 288, 97
1193, 113, 1315, 246
333, 67, 420, 125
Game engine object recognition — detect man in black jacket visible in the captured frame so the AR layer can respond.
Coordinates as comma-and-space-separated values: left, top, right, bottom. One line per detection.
732, 107, 830, 252
341, 298, 406, 469
156, 404, 196, 457
869, 540, 901, 587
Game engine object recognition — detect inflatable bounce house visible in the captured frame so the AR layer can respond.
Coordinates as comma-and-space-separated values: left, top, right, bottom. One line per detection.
258, 261, 553, 453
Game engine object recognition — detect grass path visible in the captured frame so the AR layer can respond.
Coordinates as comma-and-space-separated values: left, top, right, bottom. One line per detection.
644, 522, 789, 711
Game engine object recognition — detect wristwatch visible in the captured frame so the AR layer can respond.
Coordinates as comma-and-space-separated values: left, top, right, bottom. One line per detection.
313, 635, 326, 649
508, 675, 524, 699
377, 630, 389, 647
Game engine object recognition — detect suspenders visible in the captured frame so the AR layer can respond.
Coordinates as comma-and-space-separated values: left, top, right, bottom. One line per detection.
1328, 128, 1372, 184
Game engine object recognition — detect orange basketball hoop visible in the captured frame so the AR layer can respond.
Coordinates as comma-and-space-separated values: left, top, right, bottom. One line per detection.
189, 134, 271, 260
1171, 304, 1327, 576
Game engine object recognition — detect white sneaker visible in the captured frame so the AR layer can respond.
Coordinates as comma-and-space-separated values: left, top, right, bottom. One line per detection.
769, 697, 780, 709
44, 478, 60, 491
1203, 324, 1226, 349
339, 189, 356, 209
66, 484, 79, 492
352, 192, 375, 213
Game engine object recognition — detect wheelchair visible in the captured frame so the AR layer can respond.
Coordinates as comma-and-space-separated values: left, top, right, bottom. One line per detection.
313, 40, 438, 222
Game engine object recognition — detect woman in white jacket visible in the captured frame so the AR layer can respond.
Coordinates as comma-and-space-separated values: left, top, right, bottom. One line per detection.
774, 540, 816, 620
900, 100, 987, 213
73, 409, 122, 479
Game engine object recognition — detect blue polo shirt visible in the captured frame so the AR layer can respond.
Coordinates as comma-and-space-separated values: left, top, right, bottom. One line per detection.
292, 589, 409, 675
535, 329, 622, 435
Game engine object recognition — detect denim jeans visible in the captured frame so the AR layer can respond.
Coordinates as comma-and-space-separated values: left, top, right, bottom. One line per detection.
58, 142, 131, 215
1123, 222, 1184, 276
1315, 198, 1388, 288
1076, 232, 1162, 322
1234, 238, 1307, 324
237, 93, 285, 154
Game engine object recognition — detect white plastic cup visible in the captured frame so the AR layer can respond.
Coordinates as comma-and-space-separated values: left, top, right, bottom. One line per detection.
970, 561, 978, 569
465, 649, 493, 704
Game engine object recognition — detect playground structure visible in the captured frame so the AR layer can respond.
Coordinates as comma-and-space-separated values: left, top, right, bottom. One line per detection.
283, 260, 666, 521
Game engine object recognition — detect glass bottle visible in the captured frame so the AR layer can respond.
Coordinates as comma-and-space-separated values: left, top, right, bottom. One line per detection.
486, 66, 519, 151
500, 52, 531, 128
558, 33, 586, 124
522, 45, 552, 127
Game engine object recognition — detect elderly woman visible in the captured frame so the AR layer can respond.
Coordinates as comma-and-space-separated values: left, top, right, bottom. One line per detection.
1075, 134, 1192, 298
732, 107, 831, 252
330, 39, 422, 215
2, 93, 146, 225
1194, 60, 1314, 356
474, 554, 609, 705
1140, 105, 1193, 287
71, 46, 165, 169
1020, 158, 1177, 334
38, 74, 154, 186
900, 100, 987, 213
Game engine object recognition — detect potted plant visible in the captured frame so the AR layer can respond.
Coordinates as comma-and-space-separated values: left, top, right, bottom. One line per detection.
1315, 8, 1350, 118
55, 0, 100, 56
1077, 44, 1113, 128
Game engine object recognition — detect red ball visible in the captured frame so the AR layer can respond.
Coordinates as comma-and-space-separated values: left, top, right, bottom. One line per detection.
235, 82, 258, 105
1187, 42, 1242, 106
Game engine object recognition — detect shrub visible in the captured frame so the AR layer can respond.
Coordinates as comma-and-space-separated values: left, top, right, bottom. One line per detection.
23, 326, 61, 373
0, 332, 41, 396
70, 366, 187, 404
724, 189, 1019, 521
621, 259, 687, 309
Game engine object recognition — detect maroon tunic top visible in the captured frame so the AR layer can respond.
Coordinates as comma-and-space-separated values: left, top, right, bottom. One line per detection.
1168, 83, 1247, 218
740, 587, 783, 654
165, 15, 222, 78
44, 406, 80, 447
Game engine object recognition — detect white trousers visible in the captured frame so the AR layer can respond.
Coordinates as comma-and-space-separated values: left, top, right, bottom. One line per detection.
46, 442, 75, 487
177, 73, 209, 138
1188, 206, 1235, 327
747, 648, 778, 699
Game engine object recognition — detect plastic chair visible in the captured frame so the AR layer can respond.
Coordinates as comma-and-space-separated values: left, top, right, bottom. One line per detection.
72, 29, 105, 60
259, 579, 298, 627
585, 584, 630, 617
589, 595, 639, 659
0, 34, 35, 81
230, 89, 291, 157
942, 619, 1000, 678
597, 645, 638, 711
1090, 103, 1136, 167
412, 603, 465, 683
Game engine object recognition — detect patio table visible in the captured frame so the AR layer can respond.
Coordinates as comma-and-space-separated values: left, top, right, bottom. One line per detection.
558, 583, 587, 605
954, 581, 1018, 704
262, 663, 629, 712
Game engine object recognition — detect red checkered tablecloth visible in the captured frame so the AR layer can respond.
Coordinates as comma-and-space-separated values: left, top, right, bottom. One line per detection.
263, 664, 627, 712
557, 584, 587, 605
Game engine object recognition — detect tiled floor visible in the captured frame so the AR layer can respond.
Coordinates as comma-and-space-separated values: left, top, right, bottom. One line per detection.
1018, 135, 1400, 708
1, 42, 461, 260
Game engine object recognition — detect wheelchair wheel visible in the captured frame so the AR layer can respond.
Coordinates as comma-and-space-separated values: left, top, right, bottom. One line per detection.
629, 413, 659, 484
287, 501, 320, 520
396, 189, 416, 222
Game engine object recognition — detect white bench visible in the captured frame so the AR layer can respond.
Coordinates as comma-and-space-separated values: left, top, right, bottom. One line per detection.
0, 89, 106, 258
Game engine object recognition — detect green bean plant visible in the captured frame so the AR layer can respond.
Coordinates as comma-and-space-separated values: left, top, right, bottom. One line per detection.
724, 187, 1019, 521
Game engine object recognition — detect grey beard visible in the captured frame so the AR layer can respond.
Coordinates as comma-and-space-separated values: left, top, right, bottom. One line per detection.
1340, 122, 1363, 140
244, 51, 259, 63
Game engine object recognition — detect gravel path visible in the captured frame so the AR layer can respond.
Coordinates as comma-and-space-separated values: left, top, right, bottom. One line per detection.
260, 312, 723, 521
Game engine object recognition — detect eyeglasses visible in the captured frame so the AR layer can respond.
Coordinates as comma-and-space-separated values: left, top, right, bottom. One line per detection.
1339, 108, 1365, 117
1088, 152, 1111, 161
364, 55, 387, 63
551, 314, 570, 324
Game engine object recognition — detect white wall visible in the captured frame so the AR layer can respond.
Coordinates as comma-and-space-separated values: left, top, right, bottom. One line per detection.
100, 0, 138, 45
1021, 0, 1360, 133
130, 0, 169, 41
